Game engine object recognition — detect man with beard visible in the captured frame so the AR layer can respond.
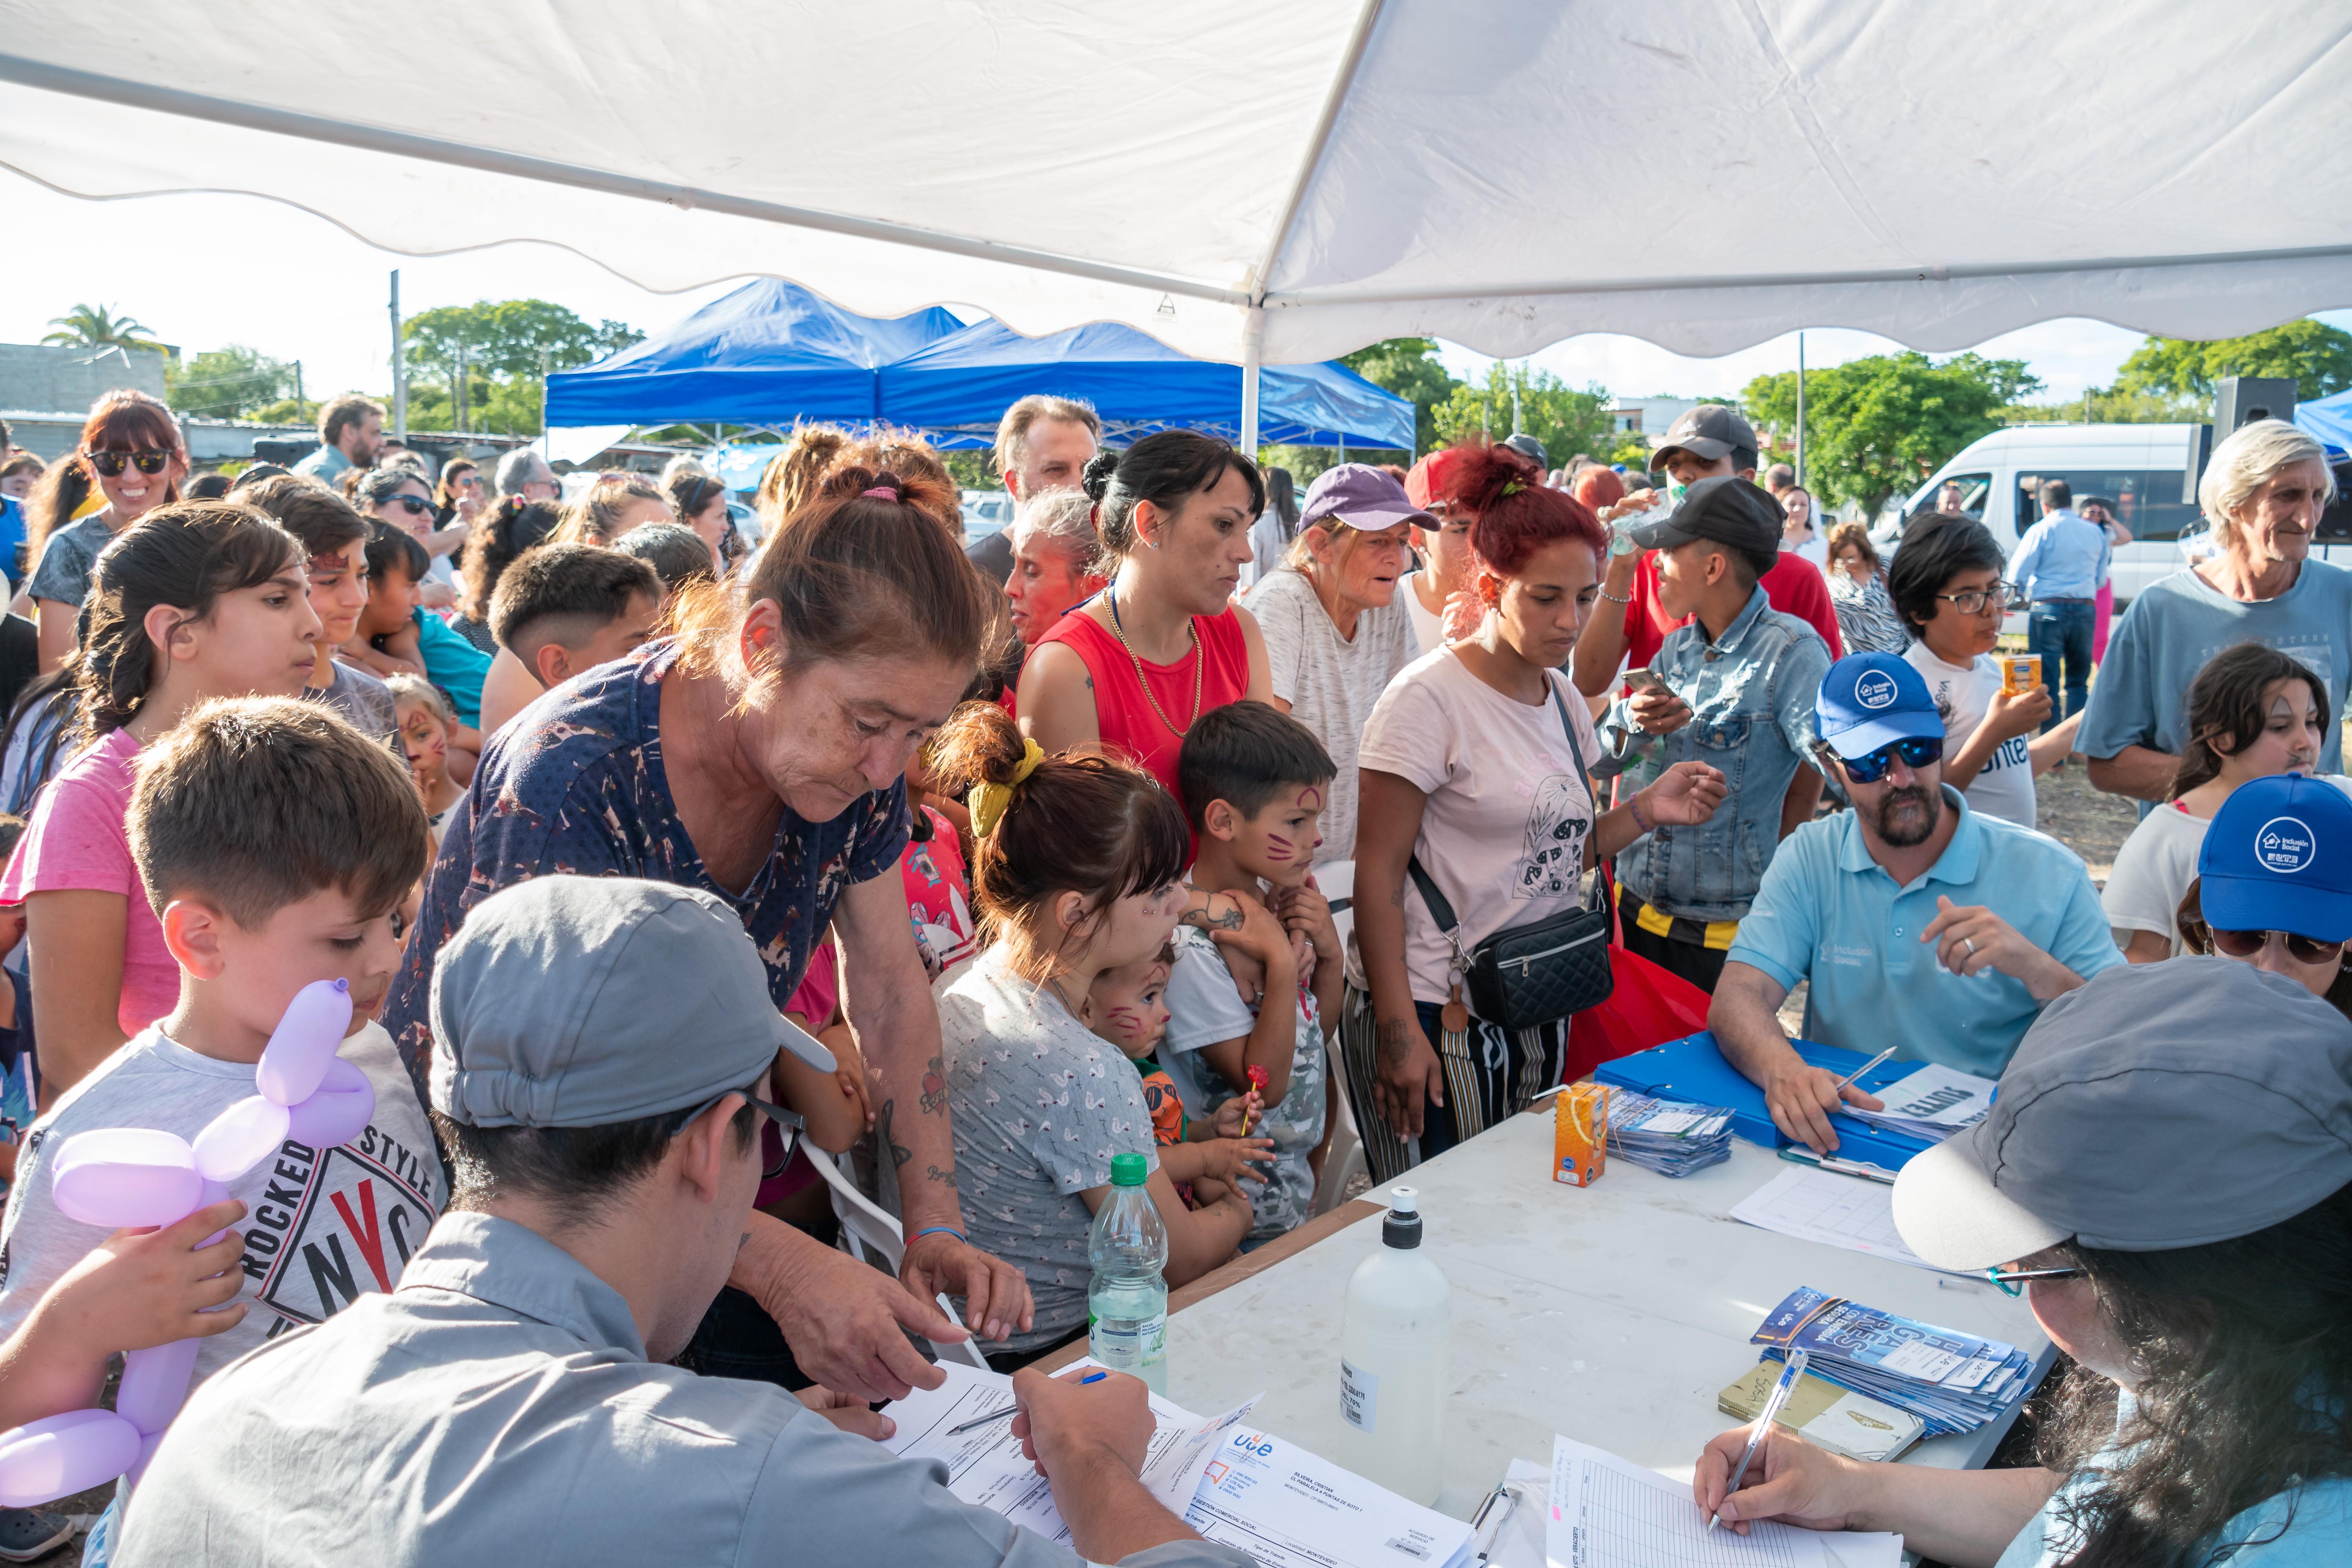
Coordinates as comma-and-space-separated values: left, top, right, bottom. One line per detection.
1707, 653, 2123, 1154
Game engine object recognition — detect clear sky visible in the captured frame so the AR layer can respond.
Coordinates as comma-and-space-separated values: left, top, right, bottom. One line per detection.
3, 172, 2341, 415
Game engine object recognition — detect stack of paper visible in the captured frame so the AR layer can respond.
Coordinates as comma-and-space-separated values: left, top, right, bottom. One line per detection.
1716, 1361, 1925, 1462
1499, 1449, 1900, 1568
1749, 1287, 2036, 1438
1546, 1434, 1833, 1567
1728, 1166, 1960, 1275
1604, 1090, 1733, 1177
880, 1361, 1474, 1568
1843, 1062, 1996, 1142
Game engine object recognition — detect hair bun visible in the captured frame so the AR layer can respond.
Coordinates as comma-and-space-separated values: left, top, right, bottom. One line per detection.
1448, 441, 1542, 516
1080, 448, 1121, 504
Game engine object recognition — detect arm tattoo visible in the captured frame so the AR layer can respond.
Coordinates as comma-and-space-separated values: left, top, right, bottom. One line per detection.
925, 1164, 959, 1190
877, 1101, 912, 1171
1180, 897, 1244, 932
918, 1055, 948, 1117
1375, 1018, 1413, 1067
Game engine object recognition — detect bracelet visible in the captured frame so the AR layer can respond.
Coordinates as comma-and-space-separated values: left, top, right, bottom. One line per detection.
910, 1225, 968, 1247
1627, 793, 1655, 835
1597, 587, 1632, 605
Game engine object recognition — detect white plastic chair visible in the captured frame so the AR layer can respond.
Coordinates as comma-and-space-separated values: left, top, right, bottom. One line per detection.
808, 1149, 992, 1369
1310, 860, 1370, 1216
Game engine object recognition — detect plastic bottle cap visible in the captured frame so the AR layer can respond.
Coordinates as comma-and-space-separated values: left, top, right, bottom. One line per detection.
1387, 1186, 1418, 1215
1110, 1152, 1149, 1187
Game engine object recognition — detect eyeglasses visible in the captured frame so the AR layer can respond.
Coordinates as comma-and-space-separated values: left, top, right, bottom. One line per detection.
450, 472, 484, 490
2211, 927, 2348, 965
384, 495, 436, 517
86, 448, 172, 477
1932, 582, 2015, 616
1986, 1263, 2083, 1297
1833, 734, 1944, 784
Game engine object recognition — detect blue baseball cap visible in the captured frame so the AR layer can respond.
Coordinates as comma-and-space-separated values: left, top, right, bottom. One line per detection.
2197, 773, 2352, 942
1815, 652, 1944, 761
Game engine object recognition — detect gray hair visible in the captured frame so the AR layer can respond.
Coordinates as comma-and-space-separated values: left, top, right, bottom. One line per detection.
495, 447, 553, 497
353, 465, 429, 509
1008, 486, 1100, 573
2200, 419, 2336, 552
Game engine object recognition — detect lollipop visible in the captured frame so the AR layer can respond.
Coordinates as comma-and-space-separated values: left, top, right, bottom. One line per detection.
1244, 1065, 1270, 1132
0, 979, 374, 1503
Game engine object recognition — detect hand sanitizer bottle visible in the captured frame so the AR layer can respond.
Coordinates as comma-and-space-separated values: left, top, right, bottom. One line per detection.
1336, 1187, 1451, 1504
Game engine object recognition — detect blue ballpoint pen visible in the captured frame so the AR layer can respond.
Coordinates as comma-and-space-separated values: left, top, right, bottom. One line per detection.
1710, 1349, 1809, 1531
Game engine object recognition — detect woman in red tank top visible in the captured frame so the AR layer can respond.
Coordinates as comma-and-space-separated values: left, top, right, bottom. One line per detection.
1018, 432, 1271, 795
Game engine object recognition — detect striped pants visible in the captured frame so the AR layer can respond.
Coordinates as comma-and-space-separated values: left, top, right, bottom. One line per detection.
1336, 983, 1569, 1186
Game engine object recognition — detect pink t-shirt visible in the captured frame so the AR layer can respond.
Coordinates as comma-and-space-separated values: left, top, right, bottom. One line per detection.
1355, 649, 1602, 1012
0, 729, 181, 1037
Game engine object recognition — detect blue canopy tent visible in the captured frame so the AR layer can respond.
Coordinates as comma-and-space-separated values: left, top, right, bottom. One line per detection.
2296, 389, 2352, 456
544, 278, 961, 428
877, 319, 1415, 452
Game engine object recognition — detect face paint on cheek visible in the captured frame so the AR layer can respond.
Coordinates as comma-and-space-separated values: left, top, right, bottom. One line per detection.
1262, 834, 1293, 862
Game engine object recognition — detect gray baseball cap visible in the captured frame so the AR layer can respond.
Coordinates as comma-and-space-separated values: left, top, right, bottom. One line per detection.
1651, 403, 1756, 471
429, 875, 833, 1130
1892, 958, 2352, 1270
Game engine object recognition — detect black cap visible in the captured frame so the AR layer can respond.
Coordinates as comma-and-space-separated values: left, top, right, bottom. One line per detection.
1500, 432, 1549, 471
1624, 475, 1784, 566
1651, 403, 1756, 470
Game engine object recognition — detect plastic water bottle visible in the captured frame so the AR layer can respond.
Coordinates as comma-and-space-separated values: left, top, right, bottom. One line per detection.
1088, 1152, 1169, 1393
1337, 1187, 1452, 1504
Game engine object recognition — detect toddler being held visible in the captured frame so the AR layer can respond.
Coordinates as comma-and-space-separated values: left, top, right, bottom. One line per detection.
1084, 946, 1272, 1208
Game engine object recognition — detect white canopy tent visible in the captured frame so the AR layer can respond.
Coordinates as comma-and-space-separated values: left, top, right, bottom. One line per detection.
4, 1, 2347, 449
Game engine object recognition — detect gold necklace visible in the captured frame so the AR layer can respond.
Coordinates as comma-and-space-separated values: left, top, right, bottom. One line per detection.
1105, 580, 1203, 738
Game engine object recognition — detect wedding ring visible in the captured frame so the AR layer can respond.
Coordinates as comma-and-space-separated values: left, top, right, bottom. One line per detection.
1963, 938, 1977, 957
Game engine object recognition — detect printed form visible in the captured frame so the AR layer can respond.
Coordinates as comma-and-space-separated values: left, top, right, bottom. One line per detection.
1546, 1435, 1832, 1568
1729, 1166, 1965, 1275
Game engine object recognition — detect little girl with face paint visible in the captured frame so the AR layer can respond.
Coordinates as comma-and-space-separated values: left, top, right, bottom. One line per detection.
1084, 947, 1273, 1211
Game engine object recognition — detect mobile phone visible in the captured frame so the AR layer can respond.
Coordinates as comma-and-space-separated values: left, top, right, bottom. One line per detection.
1624, 668, 1671, 697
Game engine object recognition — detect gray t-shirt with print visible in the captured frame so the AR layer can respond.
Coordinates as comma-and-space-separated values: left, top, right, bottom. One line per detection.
940, 948, 1158, 1353
1247, 567, 1418, 864
1160, 925, 1327, 1246
308, 659, 400, 747
27, 513, 113, 609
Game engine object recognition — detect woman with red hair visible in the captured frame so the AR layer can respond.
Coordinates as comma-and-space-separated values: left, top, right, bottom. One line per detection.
28, 390, 188, 672
1344, 445, 1726, 1180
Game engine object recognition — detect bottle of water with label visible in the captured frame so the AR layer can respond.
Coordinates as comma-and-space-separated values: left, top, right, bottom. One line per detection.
1336, 1187, 1451, 1504
1087, 1152, 1168, 1393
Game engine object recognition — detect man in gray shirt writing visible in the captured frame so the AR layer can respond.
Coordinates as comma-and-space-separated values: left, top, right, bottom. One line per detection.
116, 875, 1250, 1568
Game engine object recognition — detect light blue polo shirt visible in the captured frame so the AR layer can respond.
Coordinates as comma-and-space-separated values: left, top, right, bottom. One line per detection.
1726, 786, 2124, 1078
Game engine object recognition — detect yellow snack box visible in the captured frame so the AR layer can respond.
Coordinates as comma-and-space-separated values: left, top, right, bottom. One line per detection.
1552, 1083, 1608, 1187
1998, 653, 2042, 695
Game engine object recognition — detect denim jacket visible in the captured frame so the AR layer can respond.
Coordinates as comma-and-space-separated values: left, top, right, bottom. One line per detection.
1596, 585, 1830, 923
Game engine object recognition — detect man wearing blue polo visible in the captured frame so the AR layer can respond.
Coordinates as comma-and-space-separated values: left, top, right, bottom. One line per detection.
1709, 653, 2123, 1153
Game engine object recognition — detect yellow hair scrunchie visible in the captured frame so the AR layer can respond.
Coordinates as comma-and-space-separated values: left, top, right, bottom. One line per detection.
969, 738, 1046, 839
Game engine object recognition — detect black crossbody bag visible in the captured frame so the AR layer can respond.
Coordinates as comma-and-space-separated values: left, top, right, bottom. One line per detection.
1405, 683, 1615, 1032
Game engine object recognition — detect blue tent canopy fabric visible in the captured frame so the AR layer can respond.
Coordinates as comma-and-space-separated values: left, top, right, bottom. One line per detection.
2296, 390, 2352, 456
544, 278, 962, 427
877, 319, 1414, 451
549, 283, 1414, 452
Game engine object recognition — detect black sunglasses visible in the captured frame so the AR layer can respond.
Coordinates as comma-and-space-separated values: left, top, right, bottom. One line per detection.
2212, 927, 2348, 966
385, 495, 436, 517
1835, 735, 1944, 784
87, 448, 172, 478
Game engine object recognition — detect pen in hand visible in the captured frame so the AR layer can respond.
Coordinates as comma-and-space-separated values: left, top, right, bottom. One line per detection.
945, 1370, 1109, 1435
1710, 1349, 1808, 1531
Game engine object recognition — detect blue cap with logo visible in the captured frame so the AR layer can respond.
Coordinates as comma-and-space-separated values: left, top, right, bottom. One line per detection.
1815, 652, 1945, 761
2197, 773, 2352, 942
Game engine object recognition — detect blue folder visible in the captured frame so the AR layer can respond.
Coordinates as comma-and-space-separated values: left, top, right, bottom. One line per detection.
1593, 1031, 1936, 1171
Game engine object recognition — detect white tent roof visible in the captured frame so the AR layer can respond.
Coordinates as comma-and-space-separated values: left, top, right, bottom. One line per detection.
4, 2, 2348, 371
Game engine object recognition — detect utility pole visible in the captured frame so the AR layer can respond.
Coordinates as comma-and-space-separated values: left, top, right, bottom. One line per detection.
294, 359, 305, 421
1510, 360, 1524, 436
389, 270, 407, 442
539, 348, 550, 439
456, 343, 468, 435
1794, 333, 1807, 489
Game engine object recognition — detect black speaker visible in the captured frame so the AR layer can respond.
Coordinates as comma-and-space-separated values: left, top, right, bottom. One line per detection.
2213, 376, 2300, 436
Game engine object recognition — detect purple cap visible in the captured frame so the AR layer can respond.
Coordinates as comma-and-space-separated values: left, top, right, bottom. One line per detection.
1300, 463, 1434, 533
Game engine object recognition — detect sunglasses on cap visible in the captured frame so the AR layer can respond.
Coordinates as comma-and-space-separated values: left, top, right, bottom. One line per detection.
2211, 927, 2348, 966
86, 448, 173, 477
1830, 734, 1943, 784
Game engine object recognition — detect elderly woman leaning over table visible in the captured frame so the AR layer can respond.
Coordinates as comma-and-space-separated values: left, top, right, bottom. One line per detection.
382, 456, 1033, 1405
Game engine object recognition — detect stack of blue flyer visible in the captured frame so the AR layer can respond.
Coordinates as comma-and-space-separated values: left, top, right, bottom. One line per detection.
1749, 1287, 2036, 1437
1602, 1090, 1731, 1177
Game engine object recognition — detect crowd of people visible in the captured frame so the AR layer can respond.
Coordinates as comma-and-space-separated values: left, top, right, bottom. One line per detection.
0, 378, 2338, 1568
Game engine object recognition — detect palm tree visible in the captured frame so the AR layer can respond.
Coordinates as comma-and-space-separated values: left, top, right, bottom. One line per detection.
42, 303, 166, 354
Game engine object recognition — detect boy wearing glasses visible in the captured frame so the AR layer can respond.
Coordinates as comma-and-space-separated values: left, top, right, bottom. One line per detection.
1890, 517, 2080, 829
1708, 653, 2123, 1155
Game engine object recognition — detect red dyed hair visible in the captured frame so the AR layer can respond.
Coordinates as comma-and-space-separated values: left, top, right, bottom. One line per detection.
1448, 444, 1605, 578
1571, 466, 1625, 512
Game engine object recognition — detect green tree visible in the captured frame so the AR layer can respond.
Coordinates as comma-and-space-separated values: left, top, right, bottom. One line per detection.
42, 302, 168, 354
1742, 351, 2040, 514
167, 345, 297, 419
1339, 338, 1462, 456
1431, 363, 1612, 469
2113, 320, 2352, 403
401, 300, 642, 436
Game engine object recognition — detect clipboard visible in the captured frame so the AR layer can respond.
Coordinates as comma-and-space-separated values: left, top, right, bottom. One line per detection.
1591, 1030, 1936, 1171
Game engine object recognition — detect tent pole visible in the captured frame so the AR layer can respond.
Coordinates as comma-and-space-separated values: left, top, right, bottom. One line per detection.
1240, 308, 1264, 459
389, 270, 406, 442
1795, 332, 1806, 490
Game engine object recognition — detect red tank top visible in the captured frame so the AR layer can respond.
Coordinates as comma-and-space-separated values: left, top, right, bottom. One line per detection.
1036, 607, 1251, 795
